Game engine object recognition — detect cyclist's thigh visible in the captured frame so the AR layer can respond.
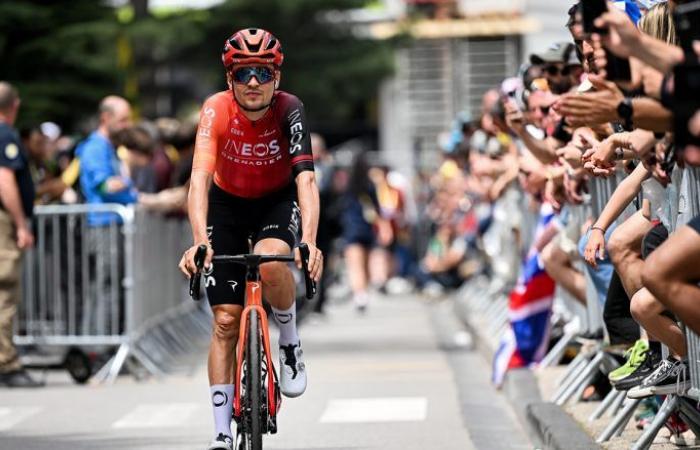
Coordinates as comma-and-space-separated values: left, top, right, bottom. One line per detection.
206, 219, 249, 307
254, 197, 300, 251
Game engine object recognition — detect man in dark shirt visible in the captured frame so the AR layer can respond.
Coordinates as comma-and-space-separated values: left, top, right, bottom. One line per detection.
0, 82, 42, 388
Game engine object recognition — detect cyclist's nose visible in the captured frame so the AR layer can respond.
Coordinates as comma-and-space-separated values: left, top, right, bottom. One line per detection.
247, 76, 261, 87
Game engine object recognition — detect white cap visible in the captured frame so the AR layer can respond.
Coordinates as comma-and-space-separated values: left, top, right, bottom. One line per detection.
40, 122, 61, 141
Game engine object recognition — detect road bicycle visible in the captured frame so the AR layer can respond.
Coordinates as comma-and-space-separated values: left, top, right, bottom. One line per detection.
189, 243, 315, 450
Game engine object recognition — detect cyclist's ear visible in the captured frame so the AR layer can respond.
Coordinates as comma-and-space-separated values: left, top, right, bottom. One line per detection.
274, 71, 281, 89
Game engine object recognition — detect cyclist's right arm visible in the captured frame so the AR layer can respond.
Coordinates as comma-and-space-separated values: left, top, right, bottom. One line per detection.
180, 95, 226, 276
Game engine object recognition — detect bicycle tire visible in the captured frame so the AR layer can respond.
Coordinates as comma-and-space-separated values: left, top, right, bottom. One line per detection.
246, 308, 263, 450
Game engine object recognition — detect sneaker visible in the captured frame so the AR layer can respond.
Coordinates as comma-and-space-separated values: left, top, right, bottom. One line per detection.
613, 350, 661, 391
0, 369, 44, 388
279, 342, 306, 398
608, 340, 648, 383
627, 358, 690, 399
207, 433, 233, 450
670, 429, 698, 446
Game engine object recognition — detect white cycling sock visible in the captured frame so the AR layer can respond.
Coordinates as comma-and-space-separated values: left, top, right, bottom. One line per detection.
272, 303, 299, 346
210, 384, 234, 438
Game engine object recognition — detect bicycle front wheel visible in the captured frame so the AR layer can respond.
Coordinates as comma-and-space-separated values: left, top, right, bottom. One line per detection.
245, 308, 263, 450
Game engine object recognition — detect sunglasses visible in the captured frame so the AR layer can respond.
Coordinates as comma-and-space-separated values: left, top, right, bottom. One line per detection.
544, 65, 564, 76
536, 105, 552, 115
232, 66, 275, 85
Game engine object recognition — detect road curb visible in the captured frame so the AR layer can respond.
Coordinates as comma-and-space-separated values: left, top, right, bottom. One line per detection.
453, 296, 600, 450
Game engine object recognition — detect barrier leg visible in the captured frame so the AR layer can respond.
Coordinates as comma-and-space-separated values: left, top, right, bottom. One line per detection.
596, 398, 640, 443
540, 332, 577, 368
555, 351, 604, 405
130, 345, 167, 379
679, 397, 700, 438
555, 351, 588, 386
92, 342, 131, 384
631, 395, 680, 450
551, 353, 592, 401
608, 388, 627, 417
589, 389, 623, 422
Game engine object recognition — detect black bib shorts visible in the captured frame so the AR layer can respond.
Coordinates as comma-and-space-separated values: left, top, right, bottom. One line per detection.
204, 183, 301, 306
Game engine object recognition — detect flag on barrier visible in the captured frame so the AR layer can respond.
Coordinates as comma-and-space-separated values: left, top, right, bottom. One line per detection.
493, 203, 556, 386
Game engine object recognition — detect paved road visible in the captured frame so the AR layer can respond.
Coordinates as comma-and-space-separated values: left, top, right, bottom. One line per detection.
0, 294, 528, 450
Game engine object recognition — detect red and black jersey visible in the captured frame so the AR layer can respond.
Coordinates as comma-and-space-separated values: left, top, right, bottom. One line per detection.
193, 90, 314, 198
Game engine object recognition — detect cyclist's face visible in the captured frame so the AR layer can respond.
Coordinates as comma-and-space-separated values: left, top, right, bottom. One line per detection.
231, 65, 278, 112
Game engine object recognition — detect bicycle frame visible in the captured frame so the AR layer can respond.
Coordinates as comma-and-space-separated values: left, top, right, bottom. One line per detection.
233, 277, 280, 420
188, 243, 316, 442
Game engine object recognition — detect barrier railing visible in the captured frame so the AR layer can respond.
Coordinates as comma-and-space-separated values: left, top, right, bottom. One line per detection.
14, 204, 210, 383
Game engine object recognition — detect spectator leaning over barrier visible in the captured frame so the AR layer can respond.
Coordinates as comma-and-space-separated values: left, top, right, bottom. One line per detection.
0, 82, 42, 388
76, 95, 137, 225
75, 96, 135, 335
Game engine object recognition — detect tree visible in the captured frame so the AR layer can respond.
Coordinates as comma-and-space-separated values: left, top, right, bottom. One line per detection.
0, 0, 122, 130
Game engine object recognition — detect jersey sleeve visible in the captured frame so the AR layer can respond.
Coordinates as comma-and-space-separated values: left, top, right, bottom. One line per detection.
281, 95, 314, 176
192, 94, 227, 174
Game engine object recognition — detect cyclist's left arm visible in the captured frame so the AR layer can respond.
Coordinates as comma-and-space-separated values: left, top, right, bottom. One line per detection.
283, 96, 322, 281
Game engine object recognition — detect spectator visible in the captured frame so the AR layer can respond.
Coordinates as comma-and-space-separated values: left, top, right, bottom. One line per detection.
76, 95, 137, 225
74, 96, 135, 335
0, 82, 42, 388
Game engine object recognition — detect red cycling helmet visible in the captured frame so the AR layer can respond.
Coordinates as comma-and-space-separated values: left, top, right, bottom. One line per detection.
222, 28, 284, 69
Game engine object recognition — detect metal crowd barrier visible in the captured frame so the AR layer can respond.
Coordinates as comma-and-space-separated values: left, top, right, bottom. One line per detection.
455, 186, 537, 347
14, 204, 211, 383
594, 166, 700, 449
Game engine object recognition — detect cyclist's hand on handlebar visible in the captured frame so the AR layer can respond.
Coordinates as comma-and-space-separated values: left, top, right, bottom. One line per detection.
295, 242, 323, 282
178, 243, 213, 279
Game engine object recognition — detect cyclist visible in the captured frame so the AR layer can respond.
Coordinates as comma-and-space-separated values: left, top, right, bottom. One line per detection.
178, 28, 323, 450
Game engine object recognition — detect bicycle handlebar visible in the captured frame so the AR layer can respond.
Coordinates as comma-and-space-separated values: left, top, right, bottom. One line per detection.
188, 243, 317, 301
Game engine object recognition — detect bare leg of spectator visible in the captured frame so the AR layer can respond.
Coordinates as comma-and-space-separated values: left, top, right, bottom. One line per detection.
344, 243, 370, 310
643, 224, 700, 336
541, 241, 586, 304
630, 287, 686, 357
368, 247, 392, 290
608, 211, 652, 296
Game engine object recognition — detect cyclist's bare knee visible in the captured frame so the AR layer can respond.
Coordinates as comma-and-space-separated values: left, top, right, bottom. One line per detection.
255, 238, 292, 287
212, 306, 241, 341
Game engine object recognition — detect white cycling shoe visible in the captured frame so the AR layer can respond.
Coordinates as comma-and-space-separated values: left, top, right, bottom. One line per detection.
279, 341, 307, 398
208, 433, 233, 450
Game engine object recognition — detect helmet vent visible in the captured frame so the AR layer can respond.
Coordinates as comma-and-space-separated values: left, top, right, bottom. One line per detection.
246, 41, 262, 52
265, 39, 277, 50
248, 28, 258, 35
228, 38, 242, 50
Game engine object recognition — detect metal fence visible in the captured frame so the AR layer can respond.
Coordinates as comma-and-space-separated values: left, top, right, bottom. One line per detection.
14, 204, 210, 383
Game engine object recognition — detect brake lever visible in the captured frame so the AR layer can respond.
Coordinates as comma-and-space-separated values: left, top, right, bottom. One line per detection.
298, 243, 317, 300
189, 244, 208, 301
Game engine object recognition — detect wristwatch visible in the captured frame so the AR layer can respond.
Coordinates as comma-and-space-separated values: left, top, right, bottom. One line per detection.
616, 97, 634, 130
614, 148, 625, 160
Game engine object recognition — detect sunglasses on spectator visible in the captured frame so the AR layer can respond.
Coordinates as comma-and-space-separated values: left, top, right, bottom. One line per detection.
232, 66, 275, 84
544, 65, 564, 76
536, 105, 552, 115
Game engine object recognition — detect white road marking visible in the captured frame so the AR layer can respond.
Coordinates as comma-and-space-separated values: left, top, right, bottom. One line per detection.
319, 397, 428, 423
0, 406, 43, 431
112, 403, 200, 429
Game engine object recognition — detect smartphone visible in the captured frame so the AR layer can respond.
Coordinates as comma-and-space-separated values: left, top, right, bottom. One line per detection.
605, 49, 631, 82
673, 0, 700, 56
582, 0, 608, 35
673, 62, 700, 150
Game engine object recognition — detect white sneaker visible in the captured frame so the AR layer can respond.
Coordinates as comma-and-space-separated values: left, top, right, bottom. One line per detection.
207, 433, 233, 450
279, 341, 307, 398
